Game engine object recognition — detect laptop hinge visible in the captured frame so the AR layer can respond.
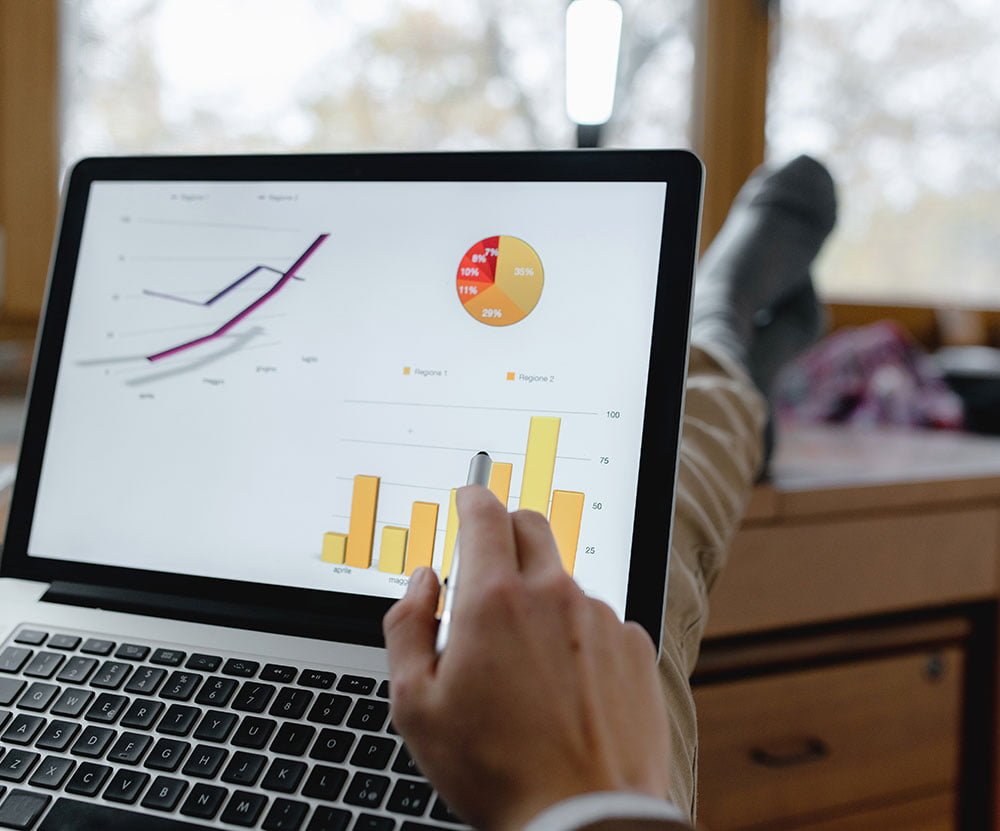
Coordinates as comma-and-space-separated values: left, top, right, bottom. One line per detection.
41, 581, 381, 647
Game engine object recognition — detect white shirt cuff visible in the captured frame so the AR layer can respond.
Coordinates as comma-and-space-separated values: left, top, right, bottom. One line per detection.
521, 792, 690, 831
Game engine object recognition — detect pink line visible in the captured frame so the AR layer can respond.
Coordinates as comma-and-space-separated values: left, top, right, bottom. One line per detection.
147, 233, 329, 362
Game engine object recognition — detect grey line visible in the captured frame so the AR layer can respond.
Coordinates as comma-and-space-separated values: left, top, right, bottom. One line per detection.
339, 437, 590, 462
344, 399, 599, 416
134, 218, 301, 232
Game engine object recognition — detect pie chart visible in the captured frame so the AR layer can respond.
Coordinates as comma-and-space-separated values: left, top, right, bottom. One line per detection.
456, 235, 544, 327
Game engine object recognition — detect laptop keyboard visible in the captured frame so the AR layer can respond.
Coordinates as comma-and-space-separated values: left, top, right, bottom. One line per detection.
0, 626, 467, 831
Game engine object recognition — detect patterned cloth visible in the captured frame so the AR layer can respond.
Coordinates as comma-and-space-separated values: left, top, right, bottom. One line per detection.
774, 321, 964, 429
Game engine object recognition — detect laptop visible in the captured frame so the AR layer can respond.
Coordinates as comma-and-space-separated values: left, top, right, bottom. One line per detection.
0, 150, 703, 830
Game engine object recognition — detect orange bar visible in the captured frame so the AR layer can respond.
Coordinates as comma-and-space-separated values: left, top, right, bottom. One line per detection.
549, 490, 585, 574
519, 416, 561, 513
345, 475, 380, 568
488, 462, 513, 508
404, 501, 439, 575
441, 489, 459, 580
378, 526, 408, 574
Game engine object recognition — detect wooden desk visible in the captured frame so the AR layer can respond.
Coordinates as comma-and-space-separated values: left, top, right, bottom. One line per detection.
693, 425, 1000, 830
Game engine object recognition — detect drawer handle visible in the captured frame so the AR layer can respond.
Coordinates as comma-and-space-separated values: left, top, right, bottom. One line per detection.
750, 737, 829, 768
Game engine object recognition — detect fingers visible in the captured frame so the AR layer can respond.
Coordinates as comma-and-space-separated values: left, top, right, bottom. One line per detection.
510, 509, 563, 578
453, 486, 518, 594
383, 567, 441, 691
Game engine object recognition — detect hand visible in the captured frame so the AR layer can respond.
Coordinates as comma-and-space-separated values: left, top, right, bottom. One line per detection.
383, 485, 671, 831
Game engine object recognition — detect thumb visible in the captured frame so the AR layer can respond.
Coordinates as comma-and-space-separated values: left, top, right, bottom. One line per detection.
383, 567, 441, 691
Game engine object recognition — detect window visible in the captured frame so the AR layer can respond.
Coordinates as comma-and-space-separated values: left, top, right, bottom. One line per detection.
768, 0, 1000, 306
60, 0, 695, 170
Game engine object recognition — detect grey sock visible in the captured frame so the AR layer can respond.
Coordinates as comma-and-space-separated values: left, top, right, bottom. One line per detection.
691, 154, 837, 370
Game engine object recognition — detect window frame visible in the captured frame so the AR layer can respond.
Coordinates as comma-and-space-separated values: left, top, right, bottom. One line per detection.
0, 0, 991, 345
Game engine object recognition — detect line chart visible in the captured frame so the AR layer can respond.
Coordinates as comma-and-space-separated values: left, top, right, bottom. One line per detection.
144, 233, 329, 362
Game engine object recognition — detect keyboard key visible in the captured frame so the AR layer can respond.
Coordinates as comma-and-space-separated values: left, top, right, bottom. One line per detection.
355, 815, 395, 831
221, 751, 267, 786
71, 725, 115, 758
270, 723, 316, 757
0, 750, 39, 783
193, 709, 237, 743
232, 681, 276, 713
46, 797, 238, 829
376, 680, 390, 699
222, 659, 260, 678
28, 755, 75, 789
261, 758, 306, 793
56, 656, 98, 684
124, 666, 167, 695
13, 631, 46, 646
180, 783, 228, 820
23, 651, 64, 679
300, 670, 336, 690
306, 806, 352, 831
16, 682, 58, 713
144, 738, 190, 772
185, 653, 222, 672
392, 745, 419, 777
0, 709, 9, 730
150, 648, 186, 667
429, 798, 462, 825
35, 720, 80, 753
194, 676, 237, 707
81, 639, 116, 656
160, 671, 203, 701
91, 661, 132, 689
260, 664, 297, 684
0, 647, 31, 674
181, 744, 228, 779
107, 731, 152, 765
103, 768, 150, 804
114, 643, 150, 661
387, 779, 433, 817
344, 771, 390, 809
0, 678, 25, 707
50, 687, 93, 718
347, 699, 390, 733
308, 693, 351, 726
310, 729, 355, 763
270, 687, 313, 720
231, 716, 276, 749
48, 634, 81, 651
400, 823, 455, 831
65, 762, 112, 796
262, 798, 309, 831
337, 674, 376, 696
0, 789, 49, 829
156, 704, 199, 736
221, 790, 269, 826
85, 693, 128, 723
120, 698, 164, 730
141, 775, 189, 812
302, 764, 347, 802
351, 736, 396, 770
2, 714, 45, 745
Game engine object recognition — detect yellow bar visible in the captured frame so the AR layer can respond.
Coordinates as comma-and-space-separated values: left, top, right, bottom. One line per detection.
321, 532, 348, 564
345, 475, 380, 568
488, 462, 513, 508
518, 416, 561, 514
441, 489, 459, 580
549, 490, 585, 575
405, 501, 439, 575
378, 526, 408, 574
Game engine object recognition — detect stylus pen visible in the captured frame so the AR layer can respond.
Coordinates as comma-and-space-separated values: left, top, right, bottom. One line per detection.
435, 450, 492, 654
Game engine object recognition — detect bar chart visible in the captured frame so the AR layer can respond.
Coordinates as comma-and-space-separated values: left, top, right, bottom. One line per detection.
320, 415, 586, 578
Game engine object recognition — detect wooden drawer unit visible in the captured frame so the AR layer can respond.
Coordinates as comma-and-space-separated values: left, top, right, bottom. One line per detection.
694, 648, 963, 830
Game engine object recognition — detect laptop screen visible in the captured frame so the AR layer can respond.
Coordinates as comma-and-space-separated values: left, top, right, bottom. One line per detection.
25, 178, 668, 621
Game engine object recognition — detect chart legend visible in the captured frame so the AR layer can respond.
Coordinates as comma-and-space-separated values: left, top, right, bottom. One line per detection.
456, 235, 544, 327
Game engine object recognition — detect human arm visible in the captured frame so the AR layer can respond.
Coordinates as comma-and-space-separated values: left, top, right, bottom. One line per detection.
382, 485, 691, 831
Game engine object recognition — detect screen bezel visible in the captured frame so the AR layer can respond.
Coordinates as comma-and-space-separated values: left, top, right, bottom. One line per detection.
0, 150, 703, 648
